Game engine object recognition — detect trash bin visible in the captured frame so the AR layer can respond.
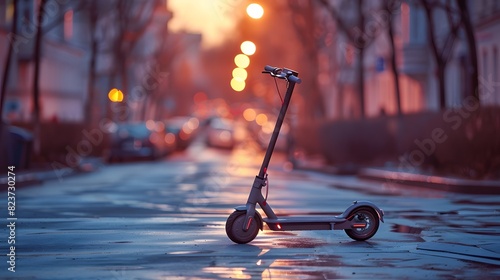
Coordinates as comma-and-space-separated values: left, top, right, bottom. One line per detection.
7, 126, 33, 169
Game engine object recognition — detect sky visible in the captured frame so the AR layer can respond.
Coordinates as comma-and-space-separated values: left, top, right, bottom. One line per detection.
168, 0, 246, 49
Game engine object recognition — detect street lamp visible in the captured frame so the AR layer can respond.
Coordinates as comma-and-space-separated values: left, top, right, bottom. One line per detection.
232, 68, 248, 80
241, 41, 256, 56
234, 54, 250, 69
246, 3, 264, 19
108, 88, 124, 102
230, 78, 245, 92
231, 5, 262, 93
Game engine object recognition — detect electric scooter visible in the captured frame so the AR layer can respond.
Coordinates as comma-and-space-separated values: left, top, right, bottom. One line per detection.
225, 65, 384, 244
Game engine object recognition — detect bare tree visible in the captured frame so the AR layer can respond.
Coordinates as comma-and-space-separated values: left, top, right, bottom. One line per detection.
0, 0, 19, 123
320, 0, 371, 118
84, 0, 99, 125
456, 0, 479, 102
81, 0, 118, 125
32, 0, 48, 157
288, 0, 326, 120
383, 0, 402, 115
102, 0, 158, 122
149, 31, 181, 121
420, 0, 462, 109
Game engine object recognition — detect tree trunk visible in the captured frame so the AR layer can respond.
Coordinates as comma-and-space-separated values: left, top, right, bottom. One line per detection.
0, 0, 18, 123
85, 0, 98, 125
119, 60, 129, 122
422, 1, 447, 110
356, 0, 365, 118
336, 81, 345, 119
386, 0, 402, 115
437, 65, 446, 109
288, 0, 326, 120
357, 47, 365, 118
33, 0, 48, 158
456, 0, 479, 102
305, 52, 326, 119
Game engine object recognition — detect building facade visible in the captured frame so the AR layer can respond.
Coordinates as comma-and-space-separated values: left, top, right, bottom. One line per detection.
0, 0, 90, 123
474, 0, 500, 105
327, 0, 497, 120
0, 0, 176, 125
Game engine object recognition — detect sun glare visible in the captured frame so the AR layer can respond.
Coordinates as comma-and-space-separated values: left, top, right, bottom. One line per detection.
168, 0, 245, 49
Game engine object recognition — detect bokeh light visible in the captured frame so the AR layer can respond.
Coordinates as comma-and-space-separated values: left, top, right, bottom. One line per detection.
232, 68, 248, 80
231, 78, 246, 92
240, 41, 256, 56
255, 113, 268, 126
108, 88, 124, 102
193, 91, 207, 104
234, 54, 250, 68
246, 3, 264, 19
165, 132, 176, 145
243, 108, 257, 121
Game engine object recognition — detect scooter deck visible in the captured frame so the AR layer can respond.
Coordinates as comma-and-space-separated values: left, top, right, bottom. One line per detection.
263, 216, 360, 231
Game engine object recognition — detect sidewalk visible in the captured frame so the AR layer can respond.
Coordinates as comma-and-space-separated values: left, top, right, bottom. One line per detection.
0, 157, 103, 187
292, 155, 500, 195
358, 167, 500, 195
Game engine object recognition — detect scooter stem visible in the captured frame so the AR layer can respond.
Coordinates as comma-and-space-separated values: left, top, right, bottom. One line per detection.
258, 79, 297, 178
242, 72, 299, 231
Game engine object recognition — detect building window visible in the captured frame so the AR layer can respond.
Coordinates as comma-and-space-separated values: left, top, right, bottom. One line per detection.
64, 9, 73, 40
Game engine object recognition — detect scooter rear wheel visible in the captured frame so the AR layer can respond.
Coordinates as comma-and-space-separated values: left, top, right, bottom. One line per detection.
226, 211, 259, 244
344, 207, 379, 241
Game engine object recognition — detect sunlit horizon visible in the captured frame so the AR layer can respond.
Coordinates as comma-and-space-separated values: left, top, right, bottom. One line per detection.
168, 0, 245, 49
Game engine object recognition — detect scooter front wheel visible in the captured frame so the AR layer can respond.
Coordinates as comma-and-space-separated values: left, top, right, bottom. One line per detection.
344, 207, 379, 241
225, 211, 259, 244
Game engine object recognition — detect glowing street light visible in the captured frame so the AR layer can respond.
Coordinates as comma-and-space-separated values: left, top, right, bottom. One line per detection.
243, 108, 257, 121
247, 3, 264, 19
234, 54, 250, 68
255, 113, 268, 126
231, 78, 246, 92
240, 41, 256, 56
232, 67, 248, 80
108, 88, 124, 102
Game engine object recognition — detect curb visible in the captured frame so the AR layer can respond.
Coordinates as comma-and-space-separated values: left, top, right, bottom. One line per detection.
0, 167, 76, 187
1, 157, 103, 188
358, 168, 500, 195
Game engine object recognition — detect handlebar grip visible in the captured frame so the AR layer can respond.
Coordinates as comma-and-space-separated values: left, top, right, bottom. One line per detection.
264, 65, 280, 73
288, 75, 302, 84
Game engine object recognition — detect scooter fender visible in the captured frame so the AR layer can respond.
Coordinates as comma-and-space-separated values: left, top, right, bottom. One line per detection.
338, 201, 384, 223
234, 206, 264, 230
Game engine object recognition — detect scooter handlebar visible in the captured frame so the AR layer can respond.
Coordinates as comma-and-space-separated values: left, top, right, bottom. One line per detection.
287, 74, 301, 84
262, 65, 301, 84
264, 65, 281, 74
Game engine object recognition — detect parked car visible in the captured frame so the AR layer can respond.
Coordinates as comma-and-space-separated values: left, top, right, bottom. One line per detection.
257, 120, 290, 152
206, 117, 235, 149
106, 121, 174, 162
164, 116, 200, 151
